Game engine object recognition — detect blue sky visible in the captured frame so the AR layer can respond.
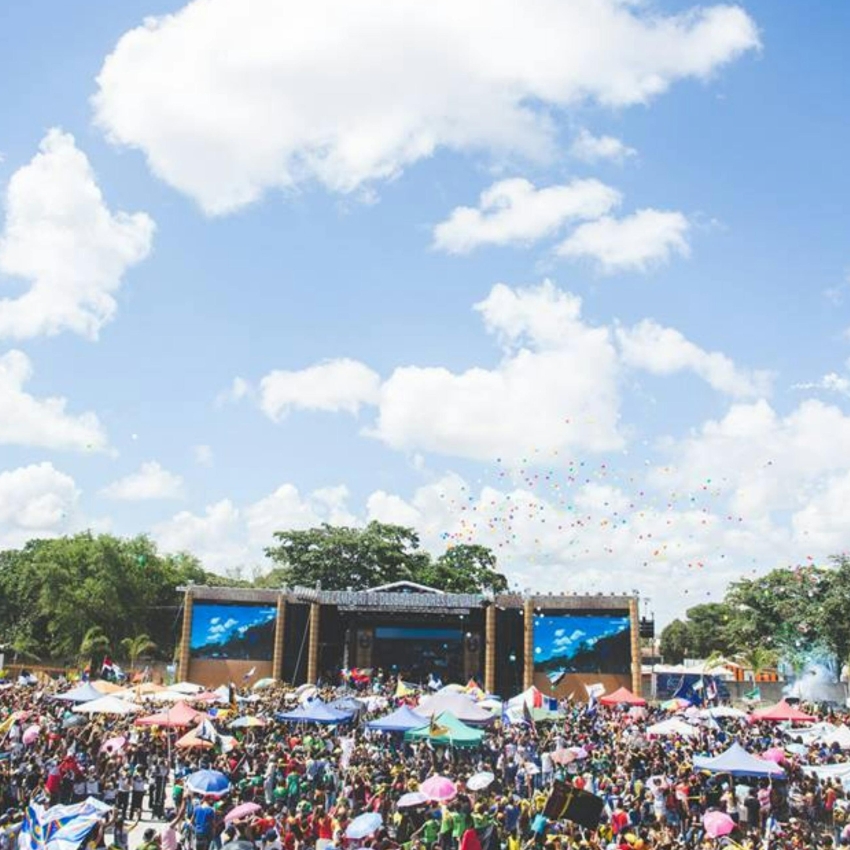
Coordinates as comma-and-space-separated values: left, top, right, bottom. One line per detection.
533, 615, 631, 665
190, 603, 277, 650
1, 1, 850, 625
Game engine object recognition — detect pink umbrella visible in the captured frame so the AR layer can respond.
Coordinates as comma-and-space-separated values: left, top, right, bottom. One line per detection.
420, 775, 458, 802
762, 747, 785, 764
22, 724, 40, 746
225, 802, 262, 823
703, 811, 736, 839
100, 735, 127, 756
569, 746, 589, 760
550, 749, 576, 766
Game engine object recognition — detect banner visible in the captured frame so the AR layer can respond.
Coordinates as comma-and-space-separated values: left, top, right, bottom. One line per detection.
18, 797, 112, 850
543, 781, 604, 829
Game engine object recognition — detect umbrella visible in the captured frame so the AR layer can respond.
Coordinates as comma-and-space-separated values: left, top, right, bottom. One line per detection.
22, 724, 40, 745
703, 811, 736, 839
466, 772, 495, 791
252, 678, 276, 691
100, 735, 127, 755
345, 813, 383, 840
420, 775, 458, 802
569, 746, 589, 760
225, 802, 262, 823
762, 747, 785, 764
186, 769, 231, 797
62, 714, 86, 729
550, 749, 576, 766
397, 792, 429, 809
229, 715, 267, 729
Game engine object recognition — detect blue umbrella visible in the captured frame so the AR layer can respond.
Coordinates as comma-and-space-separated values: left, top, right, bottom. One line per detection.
186, 769, 231, 797
345, 813, 382, 840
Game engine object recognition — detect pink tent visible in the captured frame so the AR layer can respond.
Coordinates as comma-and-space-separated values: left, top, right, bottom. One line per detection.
752, 699, 815, 723
599, 686, 646, 707
136, 700, 208, 728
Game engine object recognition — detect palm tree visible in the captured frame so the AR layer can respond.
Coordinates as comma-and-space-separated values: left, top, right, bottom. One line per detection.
79, 626, 111, 670
120, 633, 157, 673
734, 646, 778, 682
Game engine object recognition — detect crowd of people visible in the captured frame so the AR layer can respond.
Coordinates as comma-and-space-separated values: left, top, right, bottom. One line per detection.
1, 671, 849, 850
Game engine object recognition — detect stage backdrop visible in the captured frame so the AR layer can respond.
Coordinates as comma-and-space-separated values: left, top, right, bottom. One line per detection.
190, 602, 277, 660
533, 612, 631, 685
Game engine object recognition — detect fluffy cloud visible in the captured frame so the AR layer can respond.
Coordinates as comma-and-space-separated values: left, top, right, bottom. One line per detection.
432, 178, 620, 253
258, 359, 381, 420
94, 0, 758, 214
557, 209, 690, 273
570, 128, 636, 164
0, 129, 154, 340
0, 463, 79, 547
617, 319, 772, 398
793, 372, 850, 396
101, 461, 185, 501
0, 350, 109, 451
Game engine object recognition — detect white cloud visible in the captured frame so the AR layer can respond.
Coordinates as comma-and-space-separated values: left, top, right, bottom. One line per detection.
153, 499, 246, 570
0, 349, 109, 451
216, 376, 252, 407
617, 319, 772, 398
793, 372, 850, 397
0, 129, 154, 340
193, 444, 214, 466
432, 178, 620, 253
94, 0, 758, 214
258, 358, 381, 421
557, 209, 690, 273
0, 463, 79, 547
101, 461, 185, 501
570, 128, 636, 164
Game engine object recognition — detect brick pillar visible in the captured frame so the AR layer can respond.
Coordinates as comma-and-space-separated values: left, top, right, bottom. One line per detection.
272, 595, 286, 681
484, 604, 496, 694
178, 588, 193, 682
307, 603, 321, 684
523, 598, 535, 690
629, 597, 642, 696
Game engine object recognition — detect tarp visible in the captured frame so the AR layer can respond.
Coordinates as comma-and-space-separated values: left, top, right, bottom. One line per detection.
366, 705, 428, 732
693, 742, 785, 777
52, 683, 104, 703
73, 696, 143, 715
136, 701, 208, 728
646, 718, 700, 739
599, 686, 646, 707
276, 700, 354, 724
752, 699, 816, 723
405, 712, 484, 748
416, 693, 494, 725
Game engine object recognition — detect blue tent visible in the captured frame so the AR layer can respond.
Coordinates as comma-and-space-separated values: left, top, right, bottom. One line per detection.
366, 705, 428, 732
276, 700, 354, 724
693, 742, 785, 778
52, 683, 105, 703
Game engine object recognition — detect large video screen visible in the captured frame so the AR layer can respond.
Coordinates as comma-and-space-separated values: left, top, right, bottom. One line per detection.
533, 612, 631, 677
190, 602, 277, 660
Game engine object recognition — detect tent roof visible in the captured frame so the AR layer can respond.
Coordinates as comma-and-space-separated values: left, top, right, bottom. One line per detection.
175, 725, 214, 750
416, 693, 494, 724
53, 683, 104, 703
366, 705, 429, 732
599, 686, 646, 706
73, 696, 143, 715
646, 718, 699, 738
404, 711, 485, 747
136, 701, 208, 727
276, 700, 354, 724
752, 699, 815, 723
693, 742, 785, 777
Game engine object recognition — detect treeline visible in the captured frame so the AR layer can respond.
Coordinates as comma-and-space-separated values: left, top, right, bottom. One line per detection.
660, 555, 850, 672
0, 522, 508, 666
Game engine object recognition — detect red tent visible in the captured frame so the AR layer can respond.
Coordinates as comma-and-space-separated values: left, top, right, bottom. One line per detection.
135, 701, 208, 728
599, 686, 646, 707
751, 699, 815, 723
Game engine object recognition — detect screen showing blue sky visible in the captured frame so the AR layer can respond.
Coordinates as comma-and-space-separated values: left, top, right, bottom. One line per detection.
533, 614, 630, 668
190, 602, 276, 658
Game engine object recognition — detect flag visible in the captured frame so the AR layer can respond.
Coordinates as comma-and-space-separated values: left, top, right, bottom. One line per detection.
195, 720, 218, 745
706, 679, 718, 701
428, 713, 450, 739
395, 680, 415, 698
547, 671, 566, 687
691, 679, 704, 692
543, 781, 604, 829
19, 797, 112, 850
744, 685, 761, 701
522, 700, 538, 737
242, 666, 257, 682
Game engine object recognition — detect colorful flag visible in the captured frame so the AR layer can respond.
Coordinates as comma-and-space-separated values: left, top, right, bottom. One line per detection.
19, 797, 112, 850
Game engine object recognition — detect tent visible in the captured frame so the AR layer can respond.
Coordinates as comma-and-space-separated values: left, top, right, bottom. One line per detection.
752, 699, 816, 723
136, 701, 208, 728
53, 683, 104, 703
693, 742, 785, 778
90, 680, 125, 695
276, 700, 354, 724
405, 712, 485, 748
599, 687, 646, 707
416, 693, 494, 725
646, 718, 700, 739
507, 686, 558, 715
330, 697, 366, 716
366, 705, 429, 733
820, 725, 850, 749
175, 725, 214, 750
170, 681, 204, 694
73, 696, 143, 715
802, 763, 850, 790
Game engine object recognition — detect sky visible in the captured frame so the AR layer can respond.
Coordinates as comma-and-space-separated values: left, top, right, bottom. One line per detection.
533, 615, 631, 665
1, 0, 850, 626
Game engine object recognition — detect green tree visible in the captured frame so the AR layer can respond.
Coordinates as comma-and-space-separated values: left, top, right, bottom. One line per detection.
415, 544, 508, 593
79, 625, 111, 669
734, 646, 779, 681
121, 633, 158, 672
680, 603, 737, 658
659, 619, 691, 664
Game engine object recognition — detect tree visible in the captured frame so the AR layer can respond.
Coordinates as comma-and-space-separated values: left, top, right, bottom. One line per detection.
680, 603, 737, 658
659, 619, 690, 664
734, 646, 779, 681
416, 545, 508, 594
79, 626, 111, 669
121, 633, 158, 672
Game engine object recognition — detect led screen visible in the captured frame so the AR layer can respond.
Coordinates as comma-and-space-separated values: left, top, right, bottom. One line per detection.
190, 602, 277, 660
533, 612, 631, 677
